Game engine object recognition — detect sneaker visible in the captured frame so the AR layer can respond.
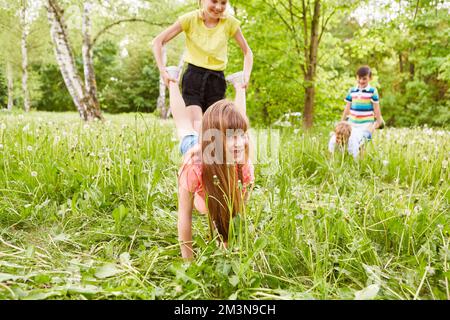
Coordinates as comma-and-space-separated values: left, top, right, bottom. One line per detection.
166, 66, 180, 80
225, 71, 244, 86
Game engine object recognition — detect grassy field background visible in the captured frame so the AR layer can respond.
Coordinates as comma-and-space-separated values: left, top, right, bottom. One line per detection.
0, 111, 449, 300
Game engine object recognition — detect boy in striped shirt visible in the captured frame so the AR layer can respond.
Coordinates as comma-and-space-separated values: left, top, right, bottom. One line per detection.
341, 66, 384, 130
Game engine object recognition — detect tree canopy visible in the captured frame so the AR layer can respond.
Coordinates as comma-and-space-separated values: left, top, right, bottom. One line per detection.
0, 0, 448, 127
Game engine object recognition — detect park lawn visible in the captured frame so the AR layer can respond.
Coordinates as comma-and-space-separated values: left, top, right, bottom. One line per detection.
0, 111, 449, 300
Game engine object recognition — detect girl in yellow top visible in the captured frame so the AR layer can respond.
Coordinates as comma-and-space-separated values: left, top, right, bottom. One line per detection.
152, 0, 253, 133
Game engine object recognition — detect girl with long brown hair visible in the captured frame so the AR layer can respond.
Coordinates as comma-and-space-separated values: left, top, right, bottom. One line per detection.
166, 67, 254, 260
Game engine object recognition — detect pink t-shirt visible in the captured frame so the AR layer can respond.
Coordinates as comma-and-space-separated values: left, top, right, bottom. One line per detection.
178, 144, 255, 214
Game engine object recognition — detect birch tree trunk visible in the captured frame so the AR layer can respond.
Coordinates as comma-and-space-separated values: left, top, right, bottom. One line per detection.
157, 46, 167, 118
6, 61, 13, 111
46, 0, 101, 121
21, 0, 30, 112
82, 0, 102, 120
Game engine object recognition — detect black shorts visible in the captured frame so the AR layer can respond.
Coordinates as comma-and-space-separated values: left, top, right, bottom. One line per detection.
181, 63, 227, 113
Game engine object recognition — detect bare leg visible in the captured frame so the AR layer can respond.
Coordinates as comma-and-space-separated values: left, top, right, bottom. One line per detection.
169, 81, 195, 139
234, 84, 246, 117
186, 105, 203, 134
227, 71, 246, 117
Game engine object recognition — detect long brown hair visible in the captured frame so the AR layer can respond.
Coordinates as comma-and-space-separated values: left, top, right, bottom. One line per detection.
201, 100, 249, 242
335, 121, 352, 147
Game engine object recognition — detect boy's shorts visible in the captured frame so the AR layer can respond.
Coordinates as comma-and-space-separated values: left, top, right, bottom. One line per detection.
180, 133, 199, 155
181, 63, 226, 113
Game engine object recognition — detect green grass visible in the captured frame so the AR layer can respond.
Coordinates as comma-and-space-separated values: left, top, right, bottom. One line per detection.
0, 111, 449, 300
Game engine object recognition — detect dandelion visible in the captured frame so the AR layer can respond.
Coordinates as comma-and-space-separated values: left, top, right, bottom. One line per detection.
23, 124, 30, 132
0, 144, 3, 149
31, 171, 38, 177
382, 160, 389, 166
425, 266, 435, 276
27, 145, 33, 152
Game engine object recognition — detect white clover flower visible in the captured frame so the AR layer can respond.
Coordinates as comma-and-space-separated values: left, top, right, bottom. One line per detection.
382, 160, 389, 166
31, 171, 38, 177
0, 144, 3, 149
0, 123, 6, 130
27, 145, 33, 152
125, 159, 131, 165
23, 124, 30, 132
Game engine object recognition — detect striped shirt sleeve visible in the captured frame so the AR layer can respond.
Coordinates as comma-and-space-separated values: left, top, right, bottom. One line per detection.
371, 87, 379, 103
345, 88, 353, 103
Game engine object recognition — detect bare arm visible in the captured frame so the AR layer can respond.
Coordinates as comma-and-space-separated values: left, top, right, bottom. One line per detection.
341, 101, 351, 121
373, 102, 383, 128
152, 21, 183, 86
178, 183, 194, 261
233, 27, 253, 89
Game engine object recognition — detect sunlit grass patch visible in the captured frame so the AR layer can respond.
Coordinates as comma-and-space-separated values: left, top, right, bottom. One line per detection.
0, 111, 449, 300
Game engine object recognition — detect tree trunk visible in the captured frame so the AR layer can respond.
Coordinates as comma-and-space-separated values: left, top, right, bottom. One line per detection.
21, 0, 30, 112
302, 0, 320, 129
46, 0, 101, 121
82, 0, 102, 120
157, 46, 167, 118
6, 61, 13, 111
